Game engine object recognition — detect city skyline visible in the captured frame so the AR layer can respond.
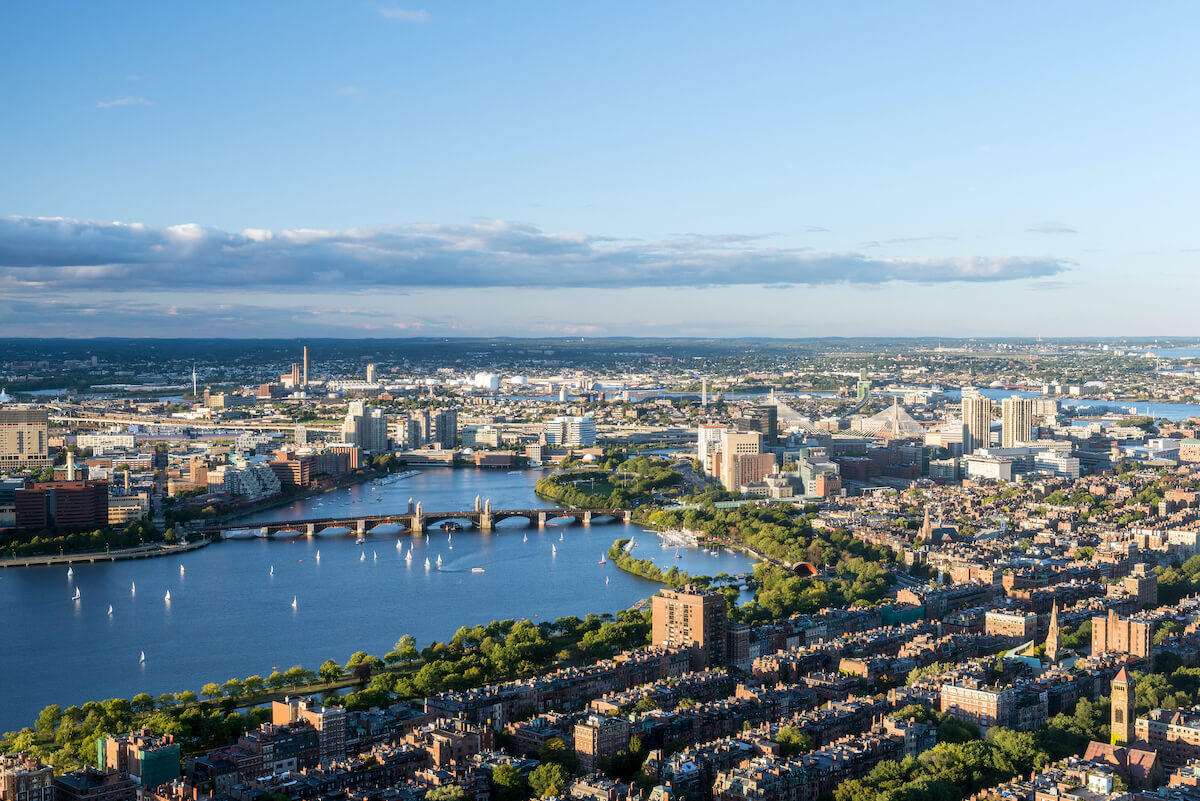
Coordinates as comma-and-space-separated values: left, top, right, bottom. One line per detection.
2, 2, 1198, 336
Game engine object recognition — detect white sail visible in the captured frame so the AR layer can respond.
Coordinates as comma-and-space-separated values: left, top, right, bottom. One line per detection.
552, 544, 557, 555
405, 550, 412, 562
360, 551, 366, 562
73, 587, 80, 600
424, 557, 431, 568
436, 554, 442, 566
131, 581, 136, 595
270, 565, 274, 576
316, 550, 321, 561
291, 596, 298, 609
164, 590, 171, 602
605, 576, 609, 585
140, 651, 145, 663
67, 566, 73, 578
523, 534, 528, 543
107, 604, 113, 615
180, 564, 185, 576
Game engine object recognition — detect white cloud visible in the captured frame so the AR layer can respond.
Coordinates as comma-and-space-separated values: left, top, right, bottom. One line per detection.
1027, 221, 1078, 234
377, 7, 429, 22
0, 215, 1072, 294
96, 97, 153, 109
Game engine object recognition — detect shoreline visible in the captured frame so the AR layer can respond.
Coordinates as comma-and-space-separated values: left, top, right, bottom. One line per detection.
0, 538, 211, 569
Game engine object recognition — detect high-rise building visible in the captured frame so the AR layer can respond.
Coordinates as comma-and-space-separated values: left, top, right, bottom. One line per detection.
0, 406, 50, 472
302, 345, 308, 386
365, 363, 377, 384
1111, 667, 1135, 746
341, 401, 388, 452
696, 424, 727, 474
961, 392, 993, 455
737, 404, 778, 445
1001, 396, 1034, 448
713, 430, 770, 491
651, 585, 729, 669
544, 416, 596, 447
1091, 609, 1153, 668
0, 753, 52, 801
14, 480, 109, 530
431, 409, 458, 449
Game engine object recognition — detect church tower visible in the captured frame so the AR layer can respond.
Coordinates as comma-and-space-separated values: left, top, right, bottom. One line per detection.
1045, 603, 1061, 664
1111, 666, 1136, 745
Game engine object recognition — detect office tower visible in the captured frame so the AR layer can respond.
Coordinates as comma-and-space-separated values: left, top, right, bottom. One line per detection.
1001, 396, 1034, 448
302, 346, 308, 386
696, 424, 727, 474
712, 430, 766, 491
737, 404, 778, 445
651, 585, 729, 669
366, 363, 376, 383
701, 377, 708, 407
14, 481, 109, 530
0, 406, 51, 472
432, 409, 458, 448
961, 392, 993, 455
1111, 667, 1135, 745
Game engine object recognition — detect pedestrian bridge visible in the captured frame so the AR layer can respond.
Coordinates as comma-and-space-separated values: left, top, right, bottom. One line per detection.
198, 499, 632, 538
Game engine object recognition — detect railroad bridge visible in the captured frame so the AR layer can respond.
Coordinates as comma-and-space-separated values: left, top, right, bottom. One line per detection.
198, 498, 632, 538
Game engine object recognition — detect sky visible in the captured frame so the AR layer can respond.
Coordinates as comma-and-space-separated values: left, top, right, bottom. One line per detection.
1, 2, 1198, 338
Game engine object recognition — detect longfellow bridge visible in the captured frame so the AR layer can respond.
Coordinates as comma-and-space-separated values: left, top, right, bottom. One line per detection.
196, 498, 633, 539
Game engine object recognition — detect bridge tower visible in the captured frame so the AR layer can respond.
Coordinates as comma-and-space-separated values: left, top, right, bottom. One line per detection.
413, 501, 424, 533
474, 495, 482, 512
480, 498, 494, 532
408, 497, 415, 514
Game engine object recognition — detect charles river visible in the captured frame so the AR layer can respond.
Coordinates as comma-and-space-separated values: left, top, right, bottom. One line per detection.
0, 468, 757, 733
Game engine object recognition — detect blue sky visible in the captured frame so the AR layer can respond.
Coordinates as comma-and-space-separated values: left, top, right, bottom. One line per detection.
1, 2, 1197, 337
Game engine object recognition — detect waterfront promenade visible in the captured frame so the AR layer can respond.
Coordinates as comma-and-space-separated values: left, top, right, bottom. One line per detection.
0, 538, 210, 569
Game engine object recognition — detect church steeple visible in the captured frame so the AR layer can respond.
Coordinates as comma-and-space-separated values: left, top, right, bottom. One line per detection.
1111, 666, 1136, 746
1045, 602, 1061, 664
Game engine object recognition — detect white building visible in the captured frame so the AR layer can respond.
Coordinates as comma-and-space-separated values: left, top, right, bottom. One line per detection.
696, 424, 727, 474
544, 416, 597, 447
341, 400, 389, 452
473, 372, 500, 391
77, 433, 136, 452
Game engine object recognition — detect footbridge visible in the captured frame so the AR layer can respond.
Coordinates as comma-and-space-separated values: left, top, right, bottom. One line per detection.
198, 498, 632, 538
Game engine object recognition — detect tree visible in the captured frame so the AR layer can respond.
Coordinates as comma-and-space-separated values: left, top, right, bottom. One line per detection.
776, 726, 813, 756
530, 763, 570, 799
425, 786, 466, 801
243, 675, 265, 696
319, 660, 343, 683
492, 764, 526, 801
175, 691, 198, 706
222, 678, 245, 698
132, 693, 155, 713
201, 683, 223, 700
266, 671, 287, 689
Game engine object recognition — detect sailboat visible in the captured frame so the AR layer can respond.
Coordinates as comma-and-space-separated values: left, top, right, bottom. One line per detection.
360, 551, 366, 562
436, 554, 442, 566
396, 539, 403, 550
107, 604, 113, 616
67, 566, 73, 579
523, 533, 528, 543
551, 544, 557, 556
373, 551, 378, 561
405, 549, 413, 563
164, 590, 171, 602
559, 532, 564, 542
139, 651, 145, 664
131, 581, 136, 596
605, 576, 609, 585
424, 557, 431, 569
316, 550, 321, 562
180, 564, 185, 576
291, 596, 298, 610
270, 565, 274, 577
72, 587, 80, 601
599, 553, 606, 565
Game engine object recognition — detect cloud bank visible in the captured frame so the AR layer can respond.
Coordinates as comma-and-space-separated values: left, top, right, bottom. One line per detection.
0, 216, 1070, 293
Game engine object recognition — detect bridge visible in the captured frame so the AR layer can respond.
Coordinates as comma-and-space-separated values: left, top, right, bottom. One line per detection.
197, 498, 633, 539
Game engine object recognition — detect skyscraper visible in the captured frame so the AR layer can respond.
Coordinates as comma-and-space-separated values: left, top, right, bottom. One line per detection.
1001, 396, 1034, 448
0, 406, 51, 472
302, 345, 308, 386
961, 392, 993, 455
341, 401, 388, 452
651, 585, 729, 669
696, 424, 727, 474
366, 363, 377, 384
736, 404, 778, 445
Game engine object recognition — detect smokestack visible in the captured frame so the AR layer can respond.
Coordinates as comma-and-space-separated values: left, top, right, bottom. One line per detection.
302, 346, 308, 386
66, 450, 76, 481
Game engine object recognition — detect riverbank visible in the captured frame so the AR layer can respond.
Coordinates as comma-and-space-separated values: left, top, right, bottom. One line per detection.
0, 537, 211, 569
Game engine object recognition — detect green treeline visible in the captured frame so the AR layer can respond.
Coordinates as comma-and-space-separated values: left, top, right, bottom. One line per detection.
1, 612, 652, 771
0, 521, 168, 559
607, 538, 714, 591
536, 455, 682, 509
647, 503, 895, 624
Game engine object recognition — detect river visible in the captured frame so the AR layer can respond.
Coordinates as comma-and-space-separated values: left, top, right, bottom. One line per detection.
0, 468, 756, 734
